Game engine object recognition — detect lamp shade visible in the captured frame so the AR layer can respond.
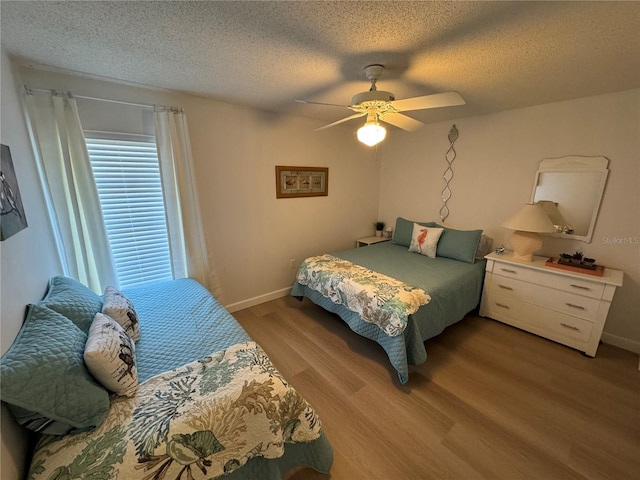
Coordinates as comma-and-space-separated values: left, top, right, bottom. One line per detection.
503, 203, 555, 262
357, 122, 386, 147
502, 203, 556, 233
357, 110, 386, 147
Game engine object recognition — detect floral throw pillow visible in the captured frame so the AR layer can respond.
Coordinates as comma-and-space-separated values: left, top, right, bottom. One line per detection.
84, 313, 138, 397
408, 223, 444, 258
102, 286, 140, 342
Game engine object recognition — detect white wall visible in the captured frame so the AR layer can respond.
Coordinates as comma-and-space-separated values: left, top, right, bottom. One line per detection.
183, 97, 378, 308
379, 89, 640, 350
17, 65, 380, 309
1, 49, 63, 480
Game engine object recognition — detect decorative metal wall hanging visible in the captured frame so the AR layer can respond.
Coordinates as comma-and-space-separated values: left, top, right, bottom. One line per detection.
439, 124, 459, 222
1, 144, 28, 240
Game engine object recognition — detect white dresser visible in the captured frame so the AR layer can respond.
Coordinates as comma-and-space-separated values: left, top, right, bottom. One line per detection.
479, 251, 623, 356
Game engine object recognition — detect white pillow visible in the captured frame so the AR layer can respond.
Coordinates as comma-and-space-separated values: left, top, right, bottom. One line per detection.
102, 286, 140, 342
408, 223, 444, 258
84, 313, 138, 397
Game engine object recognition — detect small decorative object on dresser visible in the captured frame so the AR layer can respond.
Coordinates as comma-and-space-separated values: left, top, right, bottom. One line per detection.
374, 221, 385, 237
480, 251, 623, 357
547, 257, 603, 276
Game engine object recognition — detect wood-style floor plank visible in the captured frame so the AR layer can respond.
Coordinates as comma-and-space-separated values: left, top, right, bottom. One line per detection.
234, 296, 640, 480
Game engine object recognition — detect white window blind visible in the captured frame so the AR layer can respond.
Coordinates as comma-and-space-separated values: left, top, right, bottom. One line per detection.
86, 137, 173, 289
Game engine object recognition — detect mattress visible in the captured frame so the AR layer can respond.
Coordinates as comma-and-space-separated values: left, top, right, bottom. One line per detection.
105, 278, 332, 479
335, 241, 486, 339
124, 278, 250, 382
292, 241, 486, 383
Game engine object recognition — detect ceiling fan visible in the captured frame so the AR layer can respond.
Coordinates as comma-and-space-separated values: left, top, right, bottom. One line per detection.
296, 64, 465, 146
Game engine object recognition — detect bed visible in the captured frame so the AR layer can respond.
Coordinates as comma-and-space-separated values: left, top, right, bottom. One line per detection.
292, 217, 489, 384
0, 277, 333, 480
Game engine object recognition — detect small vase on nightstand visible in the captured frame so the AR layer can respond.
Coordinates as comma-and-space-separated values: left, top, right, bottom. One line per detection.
374, 221, 385, 237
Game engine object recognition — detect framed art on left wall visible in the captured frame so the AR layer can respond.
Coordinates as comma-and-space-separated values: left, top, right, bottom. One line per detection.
275, 166, 328, 198
1, 144, 28, 240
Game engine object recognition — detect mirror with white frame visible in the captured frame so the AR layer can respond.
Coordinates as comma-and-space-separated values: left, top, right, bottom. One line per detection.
530, 156, 609, 243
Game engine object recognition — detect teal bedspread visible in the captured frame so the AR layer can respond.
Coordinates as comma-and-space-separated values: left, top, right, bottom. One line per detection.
295, 254, 430, 336
123, 279, 250, 382
29, 279, 333, 480
291, 242, 485, 383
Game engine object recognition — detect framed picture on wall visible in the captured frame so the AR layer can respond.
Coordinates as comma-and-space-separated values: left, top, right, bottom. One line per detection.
275, 166, 328, 198
1, 144, 28, 241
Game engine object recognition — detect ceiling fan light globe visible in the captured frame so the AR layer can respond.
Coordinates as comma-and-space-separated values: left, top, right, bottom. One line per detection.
357, 123, 386, 147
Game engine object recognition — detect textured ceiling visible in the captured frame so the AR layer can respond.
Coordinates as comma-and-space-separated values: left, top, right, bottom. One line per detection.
2, 1, 639, 127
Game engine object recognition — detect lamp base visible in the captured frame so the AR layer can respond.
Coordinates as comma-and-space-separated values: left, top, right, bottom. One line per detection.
509, 230, 543, 262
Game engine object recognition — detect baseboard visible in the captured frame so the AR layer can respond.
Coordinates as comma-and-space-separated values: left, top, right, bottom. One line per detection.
600, 332, 640, 354
224, 287, 292, 313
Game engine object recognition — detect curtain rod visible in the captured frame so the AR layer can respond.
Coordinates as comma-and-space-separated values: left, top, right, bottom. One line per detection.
24, 86, 182, 112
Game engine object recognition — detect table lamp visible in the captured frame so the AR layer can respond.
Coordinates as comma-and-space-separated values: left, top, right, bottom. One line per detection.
503, 203, 556, 261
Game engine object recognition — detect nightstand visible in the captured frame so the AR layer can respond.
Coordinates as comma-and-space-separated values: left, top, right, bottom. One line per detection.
479, 251, 623, 356
356, 236, 391, 248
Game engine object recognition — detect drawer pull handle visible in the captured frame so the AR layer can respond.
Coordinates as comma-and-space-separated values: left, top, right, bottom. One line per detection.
560, 322, 580, 331
570, 284, 592, 291
565, 302, 585, 310
500, 268, 517, 274
495, 302, 510, 309
498, 285, 514, 291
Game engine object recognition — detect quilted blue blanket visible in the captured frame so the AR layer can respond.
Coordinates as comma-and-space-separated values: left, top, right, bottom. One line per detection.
29, 342, 324, 480
292, 242, 485, 383
29, 279, 333, 479
296, 254, 430, 337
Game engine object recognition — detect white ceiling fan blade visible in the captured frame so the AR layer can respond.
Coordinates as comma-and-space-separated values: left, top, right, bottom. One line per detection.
314, 112, 367, 131
380, 112, 425, 132
295, 99, 350, 108
390, 92, 465, 112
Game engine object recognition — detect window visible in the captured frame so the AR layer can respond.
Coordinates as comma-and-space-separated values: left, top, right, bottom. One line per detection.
86, 136, 173, 288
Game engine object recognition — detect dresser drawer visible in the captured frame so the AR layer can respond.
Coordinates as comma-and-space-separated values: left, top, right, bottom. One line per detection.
481, 252, 623, 357
489, 275, 601, 321
490, 262, 605, 299
484, 293, 593, 347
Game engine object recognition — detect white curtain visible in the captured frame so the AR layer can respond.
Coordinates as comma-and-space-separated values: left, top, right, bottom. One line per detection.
154, 109, 221, 299
24, 91, 116, 292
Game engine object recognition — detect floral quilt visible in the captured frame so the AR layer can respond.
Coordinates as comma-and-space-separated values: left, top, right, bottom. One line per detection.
296, 254, 430, 336
28, 342, 322, 480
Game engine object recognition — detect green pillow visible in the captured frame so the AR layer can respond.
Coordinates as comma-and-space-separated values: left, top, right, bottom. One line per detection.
38, 276, 102, 333
436, 227, 483, 264
0, 304, 110, 434
391, 217, 439, 247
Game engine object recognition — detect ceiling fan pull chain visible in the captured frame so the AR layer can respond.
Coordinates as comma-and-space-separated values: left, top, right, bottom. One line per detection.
439, 124, 459, 222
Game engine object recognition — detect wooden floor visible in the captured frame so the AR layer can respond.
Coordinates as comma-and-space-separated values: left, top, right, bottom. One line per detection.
233, 296, 640, 480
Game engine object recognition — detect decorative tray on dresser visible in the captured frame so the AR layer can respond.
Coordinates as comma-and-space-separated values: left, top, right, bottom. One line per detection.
479, 251, 624, 356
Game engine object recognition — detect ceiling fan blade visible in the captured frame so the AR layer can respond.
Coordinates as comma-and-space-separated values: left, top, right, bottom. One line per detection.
380, 112, 425, 132
295, 99, 350, 108
390, 92, 465, 112
314, 112, 367, 131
